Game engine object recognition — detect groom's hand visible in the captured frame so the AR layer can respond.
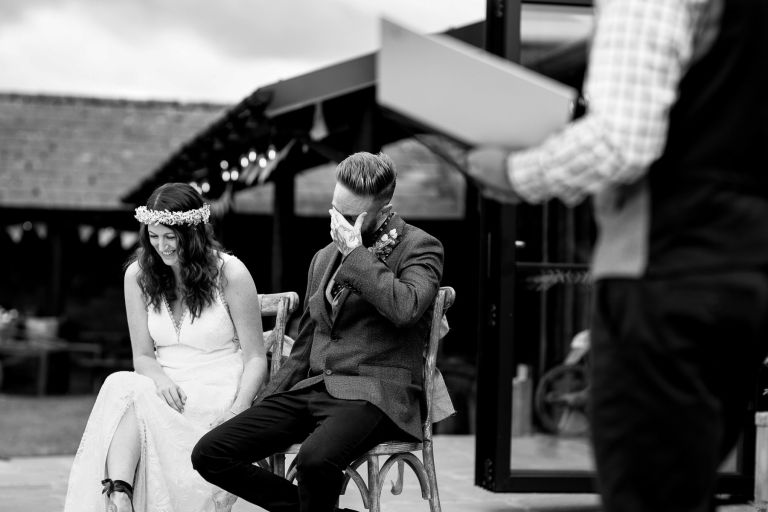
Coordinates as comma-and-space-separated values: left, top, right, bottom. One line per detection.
329, 208, 365, 257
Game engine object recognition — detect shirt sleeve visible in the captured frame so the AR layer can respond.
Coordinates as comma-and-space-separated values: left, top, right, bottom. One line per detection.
508, 0, 712, 205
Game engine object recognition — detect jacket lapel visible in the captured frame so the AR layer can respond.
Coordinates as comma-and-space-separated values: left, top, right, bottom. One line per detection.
310, 246, 341, 327
330, 286, 351, 322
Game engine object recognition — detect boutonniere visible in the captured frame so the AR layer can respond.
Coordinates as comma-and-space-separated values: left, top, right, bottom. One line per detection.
369, 227, 401, 261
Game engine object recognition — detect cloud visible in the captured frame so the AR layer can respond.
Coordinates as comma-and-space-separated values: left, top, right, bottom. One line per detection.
0, 0, 487, 101
50, 0, 373, 60
0, 0, 61, 25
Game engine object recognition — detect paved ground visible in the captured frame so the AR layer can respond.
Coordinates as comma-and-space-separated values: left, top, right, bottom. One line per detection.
0, 435, 757, 512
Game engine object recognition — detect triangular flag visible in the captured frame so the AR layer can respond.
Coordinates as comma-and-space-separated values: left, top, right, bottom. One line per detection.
6, 224, 23, 243
34, 223, 47, 239
97, 227, 117, 247
78, 225, 94, 243
255, 139, 296, 185
120, 231, 139, 250
309, 102, 328, 142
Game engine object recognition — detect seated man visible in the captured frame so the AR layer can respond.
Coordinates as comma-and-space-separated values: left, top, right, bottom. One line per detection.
192, 151, 452, 512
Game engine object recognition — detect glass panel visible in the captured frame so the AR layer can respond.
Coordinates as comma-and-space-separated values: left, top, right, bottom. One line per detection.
511, 435, 594, 472
509, 265, 593, 470
506, 200, 746, 479
509, 200, 594, 472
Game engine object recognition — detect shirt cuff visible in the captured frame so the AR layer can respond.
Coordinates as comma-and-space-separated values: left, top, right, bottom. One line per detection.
507, 150, 548, 203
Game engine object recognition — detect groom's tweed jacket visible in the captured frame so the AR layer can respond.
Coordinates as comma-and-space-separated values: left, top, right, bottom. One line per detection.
260, 214, 448, 440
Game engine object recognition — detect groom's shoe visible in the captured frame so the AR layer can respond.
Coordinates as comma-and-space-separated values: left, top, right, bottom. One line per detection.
336, 508, 360, 512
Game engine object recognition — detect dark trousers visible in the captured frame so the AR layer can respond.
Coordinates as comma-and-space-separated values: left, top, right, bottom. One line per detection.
191, 383, 403, 512
590, 271, 768, 512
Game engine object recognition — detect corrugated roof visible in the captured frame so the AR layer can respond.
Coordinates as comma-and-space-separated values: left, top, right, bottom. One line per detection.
0, 94, 227, 210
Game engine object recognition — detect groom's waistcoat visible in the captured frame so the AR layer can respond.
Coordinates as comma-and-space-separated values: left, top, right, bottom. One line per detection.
261, 215, 444, 440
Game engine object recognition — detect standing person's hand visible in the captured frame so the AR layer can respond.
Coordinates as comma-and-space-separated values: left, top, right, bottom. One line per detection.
154, 375, 187, 413
329, 208, 365, 257
466, 147, 520, 204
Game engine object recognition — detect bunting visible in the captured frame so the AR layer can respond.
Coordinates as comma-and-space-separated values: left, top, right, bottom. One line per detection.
3, 222, 140, 250
97, 227, 117, 248
5, 224, 23, 243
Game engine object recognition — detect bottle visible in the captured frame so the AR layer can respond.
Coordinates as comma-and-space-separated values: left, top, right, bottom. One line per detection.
511, 364, 533, 437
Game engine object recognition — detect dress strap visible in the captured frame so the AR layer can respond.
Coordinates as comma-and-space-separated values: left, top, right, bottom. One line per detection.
216, 252, 236, 307
216, 252, 240, 346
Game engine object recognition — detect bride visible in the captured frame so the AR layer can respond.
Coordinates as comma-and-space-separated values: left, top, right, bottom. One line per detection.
64, 182, 270, 512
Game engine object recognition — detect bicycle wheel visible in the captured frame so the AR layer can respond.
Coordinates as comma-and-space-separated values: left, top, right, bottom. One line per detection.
534, 364, 589, 436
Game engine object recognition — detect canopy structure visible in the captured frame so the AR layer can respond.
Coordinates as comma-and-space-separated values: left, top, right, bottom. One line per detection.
122, 15, 589, 208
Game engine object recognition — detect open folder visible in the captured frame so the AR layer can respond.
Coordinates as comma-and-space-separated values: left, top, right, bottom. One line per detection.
378, 18, 577, 149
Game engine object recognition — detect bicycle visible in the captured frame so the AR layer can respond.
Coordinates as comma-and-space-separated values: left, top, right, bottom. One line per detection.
534, 330, 591, 436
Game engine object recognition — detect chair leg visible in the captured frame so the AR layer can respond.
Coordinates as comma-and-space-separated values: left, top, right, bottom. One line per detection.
344, 458, 371, 510
367, 453, 382, 512
286, 457, 298, 482
272, 453, 286, 478
422, 441, 442, 512
756, 413, 768, 509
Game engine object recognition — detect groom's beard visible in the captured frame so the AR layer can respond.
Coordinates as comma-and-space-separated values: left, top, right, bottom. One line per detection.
361, 215, 385, 247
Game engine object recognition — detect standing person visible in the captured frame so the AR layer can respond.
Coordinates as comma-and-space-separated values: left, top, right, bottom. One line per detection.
191, 151, 452, 512
64, 183, 269, 512
467, 1, 768, 511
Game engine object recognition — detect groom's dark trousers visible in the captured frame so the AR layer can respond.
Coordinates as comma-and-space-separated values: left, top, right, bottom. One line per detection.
192, 382, 402, 512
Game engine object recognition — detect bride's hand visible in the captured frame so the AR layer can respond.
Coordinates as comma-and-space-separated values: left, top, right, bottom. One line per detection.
154, 376, 187, 413
208, 409, 236, 429
208, 403, 249, 429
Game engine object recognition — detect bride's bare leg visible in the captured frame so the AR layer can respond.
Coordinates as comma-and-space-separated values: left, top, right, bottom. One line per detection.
105, 405, 139, 511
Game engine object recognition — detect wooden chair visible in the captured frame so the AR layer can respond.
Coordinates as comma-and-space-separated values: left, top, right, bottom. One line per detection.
257, 292, 300, 378
267, 286, 456, 512
755, 412, 768, 510
249, 291, 299, 478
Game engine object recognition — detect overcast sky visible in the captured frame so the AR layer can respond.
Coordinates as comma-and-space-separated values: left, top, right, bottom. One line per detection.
0, 0, 492, 103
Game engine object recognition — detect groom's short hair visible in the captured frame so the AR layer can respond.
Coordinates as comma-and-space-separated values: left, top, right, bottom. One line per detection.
335, 152, 397, 202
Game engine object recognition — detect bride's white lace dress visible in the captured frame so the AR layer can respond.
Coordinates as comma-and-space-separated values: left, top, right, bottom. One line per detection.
64, 254, 243, 512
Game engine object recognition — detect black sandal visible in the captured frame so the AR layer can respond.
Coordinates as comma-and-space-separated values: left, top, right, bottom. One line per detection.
102, 478, 135, 511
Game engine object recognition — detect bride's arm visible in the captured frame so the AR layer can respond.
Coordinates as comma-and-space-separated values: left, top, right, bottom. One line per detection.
221, 257, 268, 415
124, 261, 186, 412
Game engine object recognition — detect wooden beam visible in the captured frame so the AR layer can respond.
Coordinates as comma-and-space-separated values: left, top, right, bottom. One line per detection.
475, 0, 522, 491
271, 172, 295, 293
49, 223, 64, 316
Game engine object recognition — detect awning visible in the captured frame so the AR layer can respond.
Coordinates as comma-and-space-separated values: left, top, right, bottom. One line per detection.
122, 5, 590, 207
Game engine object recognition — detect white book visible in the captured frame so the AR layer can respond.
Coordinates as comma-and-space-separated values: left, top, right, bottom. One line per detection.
378, 18, 577, 148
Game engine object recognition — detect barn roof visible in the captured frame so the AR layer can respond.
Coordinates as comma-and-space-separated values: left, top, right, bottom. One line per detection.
0, 93, 226, 211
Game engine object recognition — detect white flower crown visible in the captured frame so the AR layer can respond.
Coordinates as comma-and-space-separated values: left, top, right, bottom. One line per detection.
134, 204, 211, 226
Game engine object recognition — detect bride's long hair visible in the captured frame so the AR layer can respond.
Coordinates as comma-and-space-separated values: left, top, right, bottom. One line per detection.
127, 183, 224, 320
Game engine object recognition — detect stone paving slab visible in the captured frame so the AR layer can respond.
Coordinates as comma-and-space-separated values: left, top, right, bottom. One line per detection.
0, 435, 756, 512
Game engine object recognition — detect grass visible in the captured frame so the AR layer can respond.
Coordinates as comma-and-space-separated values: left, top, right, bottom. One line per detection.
0, 393, 96, 458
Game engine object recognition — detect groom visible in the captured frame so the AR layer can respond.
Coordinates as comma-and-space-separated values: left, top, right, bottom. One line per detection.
192, 151, 450, 512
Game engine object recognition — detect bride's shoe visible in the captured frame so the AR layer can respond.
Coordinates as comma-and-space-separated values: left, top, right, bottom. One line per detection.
102, 478, 135, 512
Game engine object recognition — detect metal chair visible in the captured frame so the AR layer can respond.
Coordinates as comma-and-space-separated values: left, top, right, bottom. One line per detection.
266, 286, 456, 512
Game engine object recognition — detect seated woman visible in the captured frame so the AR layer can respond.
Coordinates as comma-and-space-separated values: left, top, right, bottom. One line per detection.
64, 182, 270, 512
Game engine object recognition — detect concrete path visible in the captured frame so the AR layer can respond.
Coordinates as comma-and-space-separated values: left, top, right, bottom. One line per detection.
0, 435, 755, 512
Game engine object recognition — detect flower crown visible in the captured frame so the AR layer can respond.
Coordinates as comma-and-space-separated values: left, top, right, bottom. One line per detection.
134, 204, 211, 226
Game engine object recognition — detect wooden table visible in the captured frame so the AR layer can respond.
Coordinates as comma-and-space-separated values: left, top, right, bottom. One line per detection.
0, 338, 101, 395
